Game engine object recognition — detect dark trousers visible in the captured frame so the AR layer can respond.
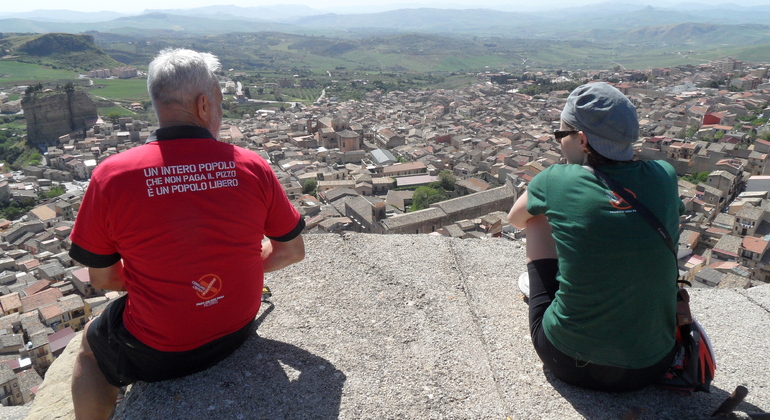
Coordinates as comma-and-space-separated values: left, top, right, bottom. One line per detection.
87, 295, 254, 387
527, 259, 675, 392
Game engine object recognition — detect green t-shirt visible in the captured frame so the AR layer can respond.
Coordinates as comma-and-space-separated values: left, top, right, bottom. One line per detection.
527, 160, 684, 368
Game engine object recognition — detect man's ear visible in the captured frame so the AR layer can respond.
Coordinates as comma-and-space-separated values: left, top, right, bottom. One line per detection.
195, 93, 210, 121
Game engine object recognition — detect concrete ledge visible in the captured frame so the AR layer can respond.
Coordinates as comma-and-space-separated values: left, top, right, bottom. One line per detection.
27, 233, 770, 419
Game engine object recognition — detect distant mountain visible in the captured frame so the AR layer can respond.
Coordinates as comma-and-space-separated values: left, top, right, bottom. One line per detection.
288, 8, 548, 35
626, 22, 770, 45
1, 4, 770, 43
142, 4, 321, 22
0, 9, 126, 23
526, 2, 654, 20
0, 33, 122, 71
594, 6, 698, 28
0, 19, 86, 34
0, 13, 305, 35
667, 6, 770, 24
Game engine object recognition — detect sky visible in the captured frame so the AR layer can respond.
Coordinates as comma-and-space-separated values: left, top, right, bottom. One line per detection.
2, 0, 764, 14
1, 0, 767, 14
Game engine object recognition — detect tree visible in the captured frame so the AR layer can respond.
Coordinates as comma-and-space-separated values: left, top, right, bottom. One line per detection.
243, 87, 251, 98
107, 111, 122, 123
714, 130, 725, 141
686, 125, 699, 139
410, 186, 446, 212
3, 205, 21, 221
438, 171, 455, 191
683, 171, 709, 184
43, 185, 65, 199
28, 153, 42, 165
302, 178, 317, 196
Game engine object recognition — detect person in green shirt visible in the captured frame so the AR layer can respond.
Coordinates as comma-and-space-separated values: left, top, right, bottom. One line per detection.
508, 82, 684, 392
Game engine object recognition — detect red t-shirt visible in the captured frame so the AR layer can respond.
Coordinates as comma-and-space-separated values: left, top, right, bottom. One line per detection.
70, 135, 301, 351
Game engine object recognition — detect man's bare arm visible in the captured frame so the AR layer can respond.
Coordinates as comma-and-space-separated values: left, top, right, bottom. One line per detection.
262, 235, 305, 273
88, 262, 127, 291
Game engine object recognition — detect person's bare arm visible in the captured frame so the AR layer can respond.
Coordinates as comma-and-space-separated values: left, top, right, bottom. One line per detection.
262, 235, 305, 273
88, 262, 126, 291
508, 192, 534, 229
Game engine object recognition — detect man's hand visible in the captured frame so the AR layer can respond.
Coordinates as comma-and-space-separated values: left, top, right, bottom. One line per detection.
88, 262, 127, 291
262, 235, 305, 273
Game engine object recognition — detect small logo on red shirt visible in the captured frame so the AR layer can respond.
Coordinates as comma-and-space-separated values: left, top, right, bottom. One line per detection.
192, 274, 222, 300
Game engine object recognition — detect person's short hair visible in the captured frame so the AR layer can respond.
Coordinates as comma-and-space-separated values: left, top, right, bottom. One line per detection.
147, 48, 221, 109
561, 82, 638, 161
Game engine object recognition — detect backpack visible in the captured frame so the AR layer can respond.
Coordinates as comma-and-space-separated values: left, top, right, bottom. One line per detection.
657, 289, 717, 394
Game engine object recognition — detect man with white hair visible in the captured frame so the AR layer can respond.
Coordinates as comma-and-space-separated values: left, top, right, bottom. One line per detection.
69, 48, 305, 419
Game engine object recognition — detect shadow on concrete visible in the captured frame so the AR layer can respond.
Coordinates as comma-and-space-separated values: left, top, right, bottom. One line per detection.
545, 370, 767, 419
112, 303, 346, 419
230, 337, 347, 418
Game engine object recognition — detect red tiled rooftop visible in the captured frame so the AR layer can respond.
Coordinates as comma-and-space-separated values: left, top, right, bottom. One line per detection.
0, 293, 21, 313
23, 280, 51, 297
39, 304, 62, 321
742, 236, 769, 254
20, 259, 41, 270
20, 288, 63, 313
709, 261, 739, 270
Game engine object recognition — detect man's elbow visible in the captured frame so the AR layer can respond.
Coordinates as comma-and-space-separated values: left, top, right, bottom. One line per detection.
287, 248, 305, 265
286, 237, 306, 265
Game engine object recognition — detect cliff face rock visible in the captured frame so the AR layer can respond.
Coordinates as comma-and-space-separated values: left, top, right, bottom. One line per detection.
22, 90, 97, 147
24, 334, 78, 420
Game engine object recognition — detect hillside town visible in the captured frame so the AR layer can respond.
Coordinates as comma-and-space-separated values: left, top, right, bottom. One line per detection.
0, 56, 768, 407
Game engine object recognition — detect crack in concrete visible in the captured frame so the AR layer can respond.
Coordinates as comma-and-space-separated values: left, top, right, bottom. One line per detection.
448, 240, 512, 418
738, 289, 770, 315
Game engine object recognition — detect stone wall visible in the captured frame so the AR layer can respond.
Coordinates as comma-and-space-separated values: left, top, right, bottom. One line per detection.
22, 90, 97, 147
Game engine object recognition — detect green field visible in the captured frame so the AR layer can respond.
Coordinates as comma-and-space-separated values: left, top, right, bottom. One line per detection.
278, 87, 323, 102
0, 60, 80, 85
88, 78, 150, 102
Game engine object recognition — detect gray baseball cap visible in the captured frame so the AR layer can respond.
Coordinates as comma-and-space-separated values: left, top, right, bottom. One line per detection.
560, 82, 638, 161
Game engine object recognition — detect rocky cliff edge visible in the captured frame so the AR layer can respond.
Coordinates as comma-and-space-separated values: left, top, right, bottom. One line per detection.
24, 233, 770, 419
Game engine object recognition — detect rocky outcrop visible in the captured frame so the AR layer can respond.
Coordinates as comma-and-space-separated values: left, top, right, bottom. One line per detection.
24, 333, 78, 419
22, 90, 97, 147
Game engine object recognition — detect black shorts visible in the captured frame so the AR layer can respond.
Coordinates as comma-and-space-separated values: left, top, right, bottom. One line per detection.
87, 295, 254, 387
527, 259, 676, 392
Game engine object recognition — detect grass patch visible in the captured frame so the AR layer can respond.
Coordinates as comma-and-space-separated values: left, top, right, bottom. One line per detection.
87, 78, 149, 102
0, 60, 79, 85
277, 87, 323, 103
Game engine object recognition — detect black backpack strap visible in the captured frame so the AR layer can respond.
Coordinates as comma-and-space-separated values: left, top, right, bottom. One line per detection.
583, 165, 677, 258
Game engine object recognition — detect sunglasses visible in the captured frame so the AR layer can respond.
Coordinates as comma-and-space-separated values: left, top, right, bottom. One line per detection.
553, 129, 579, 140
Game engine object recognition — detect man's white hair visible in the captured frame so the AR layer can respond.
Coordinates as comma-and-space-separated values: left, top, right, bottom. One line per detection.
147, 48, 221, 109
